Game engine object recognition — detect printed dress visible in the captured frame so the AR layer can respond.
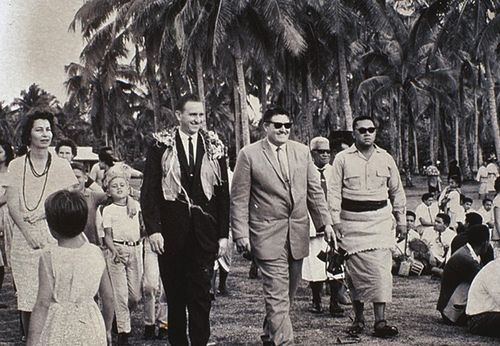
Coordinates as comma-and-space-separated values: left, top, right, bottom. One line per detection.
37, 243, 107, 346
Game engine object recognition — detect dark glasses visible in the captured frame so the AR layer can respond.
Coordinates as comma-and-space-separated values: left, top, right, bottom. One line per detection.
357, 127, 376, 134
267, 121, 293, 129
314, 149, 330, 154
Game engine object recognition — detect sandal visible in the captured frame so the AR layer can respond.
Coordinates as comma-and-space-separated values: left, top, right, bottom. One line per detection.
345, 320, 365, 336
373, 320, 398, 338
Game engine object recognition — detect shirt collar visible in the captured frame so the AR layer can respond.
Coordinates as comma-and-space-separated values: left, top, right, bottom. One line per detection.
345, 143, 382, 153
466, 243, 481, 263
267, 139, 286, 153
178, 129, 198, 143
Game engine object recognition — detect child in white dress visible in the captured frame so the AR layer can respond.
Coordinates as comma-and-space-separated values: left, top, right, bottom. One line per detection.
27, 190, 114, 346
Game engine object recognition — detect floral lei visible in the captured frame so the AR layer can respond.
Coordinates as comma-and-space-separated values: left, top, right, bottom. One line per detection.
152, 126, 225, 160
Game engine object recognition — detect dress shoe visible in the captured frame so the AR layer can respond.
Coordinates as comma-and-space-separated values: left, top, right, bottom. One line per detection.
309, 302, 323, 314
144, 324, 156, 340
117, 332, 130, 346
329, 301, 345, 317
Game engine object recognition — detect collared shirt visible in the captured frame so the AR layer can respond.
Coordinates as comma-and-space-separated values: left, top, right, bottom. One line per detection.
415, 202, 439, 229
328, 144, 406, 225
179, 129, 198, 166
267, 139, 289, 179
466, 243, 481, 264
466, 259, 500, 315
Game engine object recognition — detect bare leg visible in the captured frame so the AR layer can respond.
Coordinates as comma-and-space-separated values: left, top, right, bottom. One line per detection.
374, 302, 385, 323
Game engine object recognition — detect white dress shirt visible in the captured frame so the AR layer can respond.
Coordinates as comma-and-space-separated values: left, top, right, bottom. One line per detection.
179, 129, 199, 166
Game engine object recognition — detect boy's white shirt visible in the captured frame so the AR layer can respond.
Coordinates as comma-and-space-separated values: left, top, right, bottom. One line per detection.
102, 200, 141, 242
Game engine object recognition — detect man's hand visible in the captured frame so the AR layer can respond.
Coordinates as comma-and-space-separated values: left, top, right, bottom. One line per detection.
396, 224, 407, 239
332, 223, 344, 239
323, 225, 336, 246
235, 237, 251, 254
217, 238, 228, 258
149, 233, 165, 255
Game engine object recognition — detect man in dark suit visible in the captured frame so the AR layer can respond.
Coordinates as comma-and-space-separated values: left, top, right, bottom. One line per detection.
231, 107, 334, 345
141, 94, 229, 346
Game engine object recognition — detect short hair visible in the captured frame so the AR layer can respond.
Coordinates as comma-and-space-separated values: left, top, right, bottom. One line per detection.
483, 197, 493, 205
98, 146, 113, 156
406, 211, 416, 219
175, 94, 200, 112
465, 212, 483, 226
467, 224, 490, 247
45, 190, 88, 238
262, 106, 289, 123
21, 111, 56, 147
463, 197, 473, 204
0, 141, 14, 166
449, 175, 460, 184
495, 177, 500, 193
436, 213, 451, 226
310, 137, 329, 151
98, 151, 115, 167
55, 138, 77, 157
352, 116, 376, 130
71, 161, 86, 173
422, 192, 434, 202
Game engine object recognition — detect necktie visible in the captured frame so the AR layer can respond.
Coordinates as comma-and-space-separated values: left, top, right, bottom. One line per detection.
276, 147, 289, 183
188, 136, 195, 175
318, 168, 327, 199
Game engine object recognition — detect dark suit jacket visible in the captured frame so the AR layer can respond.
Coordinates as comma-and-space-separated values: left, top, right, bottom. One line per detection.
450, 232, 493, 266
141, 130, 229, 256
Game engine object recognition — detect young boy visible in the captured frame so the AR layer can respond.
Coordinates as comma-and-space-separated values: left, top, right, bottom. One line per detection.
477, 198, 494, 230
463, 197, 475, 215
102, 173, 143, 346
415, 193, 439, 239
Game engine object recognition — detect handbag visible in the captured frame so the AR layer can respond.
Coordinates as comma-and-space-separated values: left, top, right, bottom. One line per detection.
317, 243, 346, 276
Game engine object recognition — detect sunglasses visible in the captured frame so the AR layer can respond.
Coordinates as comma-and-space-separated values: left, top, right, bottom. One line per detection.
356, 127, 376, 134
266, 121, 293, 129
314, 149, 330, 154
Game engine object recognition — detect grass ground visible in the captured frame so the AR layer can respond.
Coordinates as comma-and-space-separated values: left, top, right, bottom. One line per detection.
0, 177, 497, 345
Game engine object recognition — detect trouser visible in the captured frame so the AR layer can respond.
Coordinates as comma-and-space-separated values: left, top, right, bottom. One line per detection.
143, 238, 168, 326
159, 232, 215, 346
255, 240, 303, 346
107, 243, 143, 333
469, 312, 500, 337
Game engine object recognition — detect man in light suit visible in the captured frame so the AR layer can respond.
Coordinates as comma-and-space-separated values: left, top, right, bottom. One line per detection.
231, 107, 334, 345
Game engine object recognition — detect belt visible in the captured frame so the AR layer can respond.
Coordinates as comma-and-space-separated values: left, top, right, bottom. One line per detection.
341, 198, 387, 212
113, 239, 142, 246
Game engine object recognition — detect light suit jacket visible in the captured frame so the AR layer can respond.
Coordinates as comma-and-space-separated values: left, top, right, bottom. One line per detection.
230, 139, 332, 260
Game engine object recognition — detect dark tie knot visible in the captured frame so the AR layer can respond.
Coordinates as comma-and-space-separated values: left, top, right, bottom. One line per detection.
188, 136, 193, 142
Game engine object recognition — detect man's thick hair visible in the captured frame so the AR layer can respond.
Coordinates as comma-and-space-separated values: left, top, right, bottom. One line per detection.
483, 197, 493, 205
465, 212, 482, 226
406, 210, 416, 219
45, 190, 88, 238
422, 192, 434, 202
262, 106, 289, 123
55, 138, 77, 157
467, 224, 490, 247
175, 94, 200, 111
352, 116, 376, 130
436, 213, 451, 226
463, 196, 473, 205
21, 111, 56, 146
71, 161, 87, 173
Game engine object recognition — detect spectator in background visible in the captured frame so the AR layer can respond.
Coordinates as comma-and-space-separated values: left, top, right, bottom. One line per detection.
438, 175, 462, 229
486, 156, 499, 198
426, 161, 442, 197
477, 198, 494, 230
426, 213, 455, 270
476, 161, 489, 200
492, 178, 500, 257
462, 197, 475, 215
89, 146, 114, 187
437, 225, 490, 326
415, 193, 439, 239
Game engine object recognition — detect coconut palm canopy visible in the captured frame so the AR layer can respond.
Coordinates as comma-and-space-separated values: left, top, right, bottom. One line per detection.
1, 0, 499, 176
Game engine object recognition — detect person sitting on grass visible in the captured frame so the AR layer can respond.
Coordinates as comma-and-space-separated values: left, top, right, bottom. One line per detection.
438, 175, 462, 229
415, 193, 439, 239
477, 198, 494, 230
462, 197, 475, 215
466, 257, 500, 337
425, 213, 456, 272
27, 190, 114, 345
450, 212, 494, 267
437, 224, 490, 326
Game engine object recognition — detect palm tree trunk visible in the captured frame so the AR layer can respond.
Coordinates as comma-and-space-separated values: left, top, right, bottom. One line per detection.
412, 123, 419, 173
260, 71, 267, 112
484, 59, 500, 160
302, 65, 313, 142
233, 40, 250, 147
472, 71, 479, 172
195, 51, 206, 113
337, 37, 353, 131
454, 117, 459, 162
145, 50, 159, 132
389, 91, 398, 161
233, 83, 241, 153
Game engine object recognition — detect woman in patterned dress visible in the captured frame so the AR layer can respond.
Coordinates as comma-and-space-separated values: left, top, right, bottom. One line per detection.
5, 111, 77, 338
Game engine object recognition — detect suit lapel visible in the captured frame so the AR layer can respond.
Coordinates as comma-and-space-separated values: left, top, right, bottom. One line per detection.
175, 131, 189, 181
261, 140, 286, 184
287, 143, 297, 184
194, 132, 205, 177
